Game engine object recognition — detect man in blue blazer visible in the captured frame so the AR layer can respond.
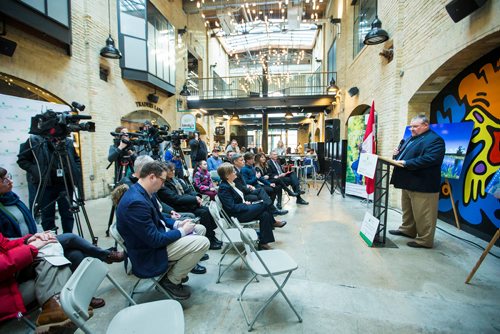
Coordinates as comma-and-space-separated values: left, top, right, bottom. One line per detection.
117, 161, 209, 299
390, 115, 445, 248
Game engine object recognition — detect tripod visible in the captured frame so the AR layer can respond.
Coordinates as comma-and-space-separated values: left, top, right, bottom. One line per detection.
32, 138, 97, 244
317, 164, 345, 197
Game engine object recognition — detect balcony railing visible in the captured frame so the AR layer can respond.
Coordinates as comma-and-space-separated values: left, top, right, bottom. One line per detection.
186, 71, 337, 100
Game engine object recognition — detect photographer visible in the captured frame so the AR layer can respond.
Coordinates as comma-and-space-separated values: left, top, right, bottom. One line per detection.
108, 126, 136, 184
164, 140, 186, 179
17, 134, 82, 233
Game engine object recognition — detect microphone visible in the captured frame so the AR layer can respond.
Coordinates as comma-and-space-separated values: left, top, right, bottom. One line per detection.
394, 139, 405, 159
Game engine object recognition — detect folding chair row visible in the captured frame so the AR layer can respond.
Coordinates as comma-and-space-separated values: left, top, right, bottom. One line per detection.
60, 257, 184, 334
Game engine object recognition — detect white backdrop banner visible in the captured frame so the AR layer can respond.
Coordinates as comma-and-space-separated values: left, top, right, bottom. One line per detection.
0, 94, 67, 203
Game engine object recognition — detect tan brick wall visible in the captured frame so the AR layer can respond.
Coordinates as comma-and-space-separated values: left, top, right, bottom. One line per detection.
1, 0, 206, 199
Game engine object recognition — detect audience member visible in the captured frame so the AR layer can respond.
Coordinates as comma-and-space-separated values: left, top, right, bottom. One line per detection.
217, 163, 284, 250
268, 151, 309, 205
254, 153, 284, 209
192, 160, 218, 200
116, 161, 209, 300
207, 149, 223, 181
0, 231, 76, 332
225, 139, 240, 154
157, 163, 222, 250
275, 140, 286, 155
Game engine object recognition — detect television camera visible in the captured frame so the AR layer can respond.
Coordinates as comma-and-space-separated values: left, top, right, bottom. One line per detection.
29, 102, 95, 138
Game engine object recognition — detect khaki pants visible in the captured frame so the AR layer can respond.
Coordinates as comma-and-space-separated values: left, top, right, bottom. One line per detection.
399, 189, 439, 248
166, 225, 209, 284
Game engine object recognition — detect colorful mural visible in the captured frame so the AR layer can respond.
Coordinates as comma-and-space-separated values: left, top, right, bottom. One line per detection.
431, 47, 500, 234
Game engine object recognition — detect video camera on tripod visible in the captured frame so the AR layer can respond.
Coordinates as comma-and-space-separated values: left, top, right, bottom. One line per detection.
109, 131, 148, 151
29, 102, 95, 138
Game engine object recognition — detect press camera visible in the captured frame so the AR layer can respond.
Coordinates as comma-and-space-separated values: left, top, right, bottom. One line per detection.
29, 102, 95, 138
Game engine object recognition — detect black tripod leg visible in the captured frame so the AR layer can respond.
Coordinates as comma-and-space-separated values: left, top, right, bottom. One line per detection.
106, 205, 115, 237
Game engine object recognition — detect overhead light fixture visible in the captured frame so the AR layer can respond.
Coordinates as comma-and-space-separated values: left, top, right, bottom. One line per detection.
180, 82, 191, 96
100, 0, 122, 59
363, 15, 389, 45
326, 78, 339, 96
285, 111, 293, 119
147, 93, 159, 103
231, 113, 240, 120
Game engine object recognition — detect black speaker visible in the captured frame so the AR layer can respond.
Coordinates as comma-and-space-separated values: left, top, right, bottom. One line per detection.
0, 37, 17, 57
325, 119, 340, 143
445, 0, 487, 23
147, 93, 159, 103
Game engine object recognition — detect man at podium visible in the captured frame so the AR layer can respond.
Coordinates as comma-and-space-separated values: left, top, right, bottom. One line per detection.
389, 115, 445, 249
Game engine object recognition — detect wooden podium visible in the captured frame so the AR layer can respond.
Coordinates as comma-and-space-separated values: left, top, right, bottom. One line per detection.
372, 156, 403, 246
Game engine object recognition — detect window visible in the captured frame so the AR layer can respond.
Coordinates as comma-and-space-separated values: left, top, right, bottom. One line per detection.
353, 0, 376, 57
119, 0, 176, 94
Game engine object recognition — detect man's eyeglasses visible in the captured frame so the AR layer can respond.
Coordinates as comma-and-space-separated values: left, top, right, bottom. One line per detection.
1, 173, 12, 184
157, 175, 167, 182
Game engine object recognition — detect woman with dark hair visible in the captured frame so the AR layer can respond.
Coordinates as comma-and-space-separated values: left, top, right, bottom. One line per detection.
0, 167, 124, 308
192, 160, 217, 200
217, 162, 283, 250
255, 153, 285, 209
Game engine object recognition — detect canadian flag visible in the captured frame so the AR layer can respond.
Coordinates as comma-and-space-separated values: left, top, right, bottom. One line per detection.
361, 101, 376, 194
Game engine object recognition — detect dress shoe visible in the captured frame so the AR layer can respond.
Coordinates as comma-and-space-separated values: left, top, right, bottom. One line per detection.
299, 190, 306, 195
105, 250, 125, 264
200, 253, 209, 261
159, 278, 191, 300
273, 209, 288, 216
273, 221, 287, 228
285, 188, 298, 197
90, 297, 105, 309
258, 243, 273, 250
276, 203, 283, 210
407, 241, 431, 249
209, 241, 222, 250
190, 263, 207, 274
181, 276, 189, 283
296, 198, 309, 205
36, 295, 77, 333
388, 230, 413, 238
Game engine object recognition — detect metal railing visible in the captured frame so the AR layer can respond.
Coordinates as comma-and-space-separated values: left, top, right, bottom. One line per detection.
186, 71, 337, 100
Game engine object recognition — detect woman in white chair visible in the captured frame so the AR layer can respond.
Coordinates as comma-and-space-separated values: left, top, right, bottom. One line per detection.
217, 163, 282, 250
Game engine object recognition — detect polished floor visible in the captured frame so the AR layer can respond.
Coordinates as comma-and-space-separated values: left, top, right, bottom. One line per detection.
3, 185, 500, 333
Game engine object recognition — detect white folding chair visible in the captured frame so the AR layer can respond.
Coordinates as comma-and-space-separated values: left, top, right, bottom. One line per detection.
214, 195, 259, 229
110, 222, 174, 301
60, 257, 184, 334
232, 218, 303, 331
208, 201, 259, 283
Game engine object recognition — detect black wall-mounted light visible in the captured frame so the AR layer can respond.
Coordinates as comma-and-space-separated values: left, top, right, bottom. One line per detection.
326, 78, 339, 96
100, 0, 122, 59
180, 82, 191, 96
147, 93, 159, 103
363, 15, 389, 45
348, 87, 359, 97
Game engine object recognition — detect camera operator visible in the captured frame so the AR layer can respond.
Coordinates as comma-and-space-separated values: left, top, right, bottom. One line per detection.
164, 140, 185, 179
17, 134, 82, 233
188, 131, 208, 168
108, 126, 136, 184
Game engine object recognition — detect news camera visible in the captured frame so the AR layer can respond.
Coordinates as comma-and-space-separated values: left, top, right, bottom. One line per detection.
109, 131, 148, 149
29, 102, 95, 138
166, 129, 188, 147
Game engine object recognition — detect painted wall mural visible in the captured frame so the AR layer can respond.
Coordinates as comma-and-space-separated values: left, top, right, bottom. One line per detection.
431, 47, 500, 237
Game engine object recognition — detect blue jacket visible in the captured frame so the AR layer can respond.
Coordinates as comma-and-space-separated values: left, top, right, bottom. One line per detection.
116, 183, 180, 278
207, 156, 222, 171
241, 164, 271, 186
390, 130, 445, 193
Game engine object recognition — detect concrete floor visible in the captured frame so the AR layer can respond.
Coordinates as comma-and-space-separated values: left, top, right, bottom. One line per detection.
2, 186, 500, 333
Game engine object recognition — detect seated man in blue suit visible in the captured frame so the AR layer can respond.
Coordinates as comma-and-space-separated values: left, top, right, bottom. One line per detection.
116, 161, 209, 300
